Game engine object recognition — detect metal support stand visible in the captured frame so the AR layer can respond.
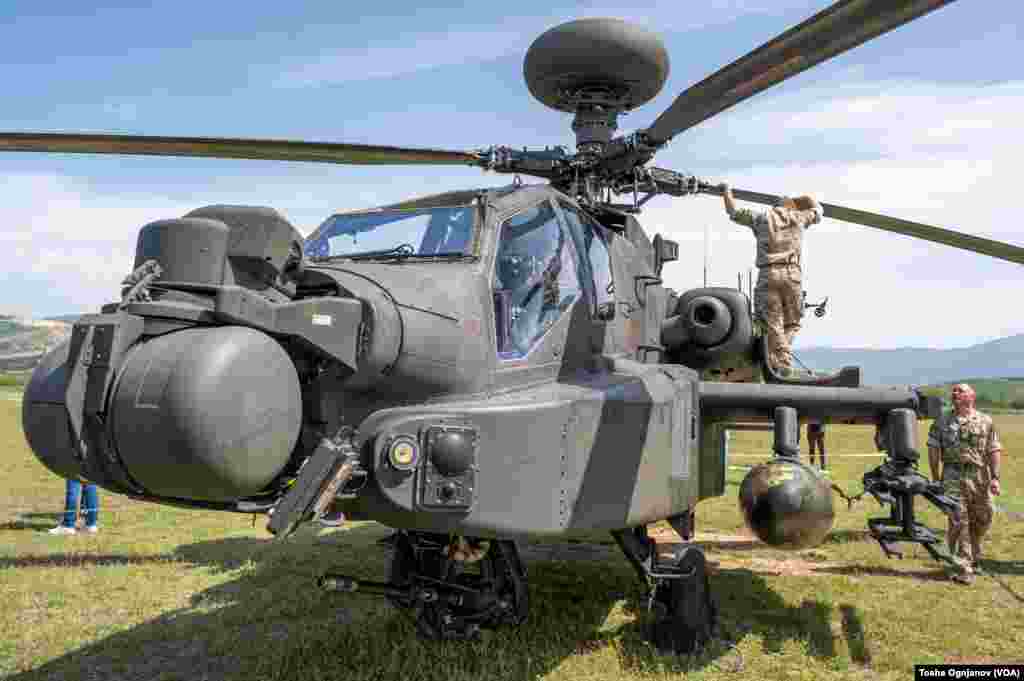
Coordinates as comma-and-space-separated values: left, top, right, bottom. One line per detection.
862, 408, 958, 565
863, 461, 957, 564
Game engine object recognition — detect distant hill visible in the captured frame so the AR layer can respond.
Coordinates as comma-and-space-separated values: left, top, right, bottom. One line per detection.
795, 334, 1024, 387
0, 316, 72, 370
916, 377, 1024, 411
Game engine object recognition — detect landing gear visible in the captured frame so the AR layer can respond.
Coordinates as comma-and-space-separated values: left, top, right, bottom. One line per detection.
318, 522, 715, 654
647, 547, 716, 654
612, 513, 717, 655
318, 531, 528, 641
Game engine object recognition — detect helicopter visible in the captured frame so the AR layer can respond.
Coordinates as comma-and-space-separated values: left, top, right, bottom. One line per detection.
8, 0, 1024, 655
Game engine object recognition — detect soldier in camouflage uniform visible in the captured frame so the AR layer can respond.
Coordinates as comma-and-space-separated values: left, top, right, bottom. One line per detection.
806, 421, 827, 469
720, 184, 823, 375
927, 383, 1004, 584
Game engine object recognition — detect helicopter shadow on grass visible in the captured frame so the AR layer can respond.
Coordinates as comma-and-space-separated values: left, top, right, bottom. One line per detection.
978, 558, 1024, 577
0, 511, 62, 531
810, 560, 1024, 605
687, 527, 873, 554
709, 568, 840, 661
6, 519, 846, 681
7, 523, 405, 681
0, 552, 184, 570
811, 563, 949, 582
821, 529, 874, 544
978, 559, 1024, 604
606, 566, 843, 675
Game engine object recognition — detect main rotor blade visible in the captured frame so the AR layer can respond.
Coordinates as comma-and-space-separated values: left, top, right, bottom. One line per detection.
702, 185, 1024, 266
643, 0, 955, 144
0, 132, 481, 166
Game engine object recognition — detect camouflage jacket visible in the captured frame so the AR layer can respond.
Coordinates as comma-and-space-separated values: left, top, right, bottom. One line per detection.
927, 409, 1002, 468
729, 201, 823, 268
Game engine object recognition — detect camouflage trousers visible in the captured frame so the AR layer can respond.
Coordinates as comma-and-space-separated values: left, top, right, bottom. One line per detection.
754, 265, 802, 371
807, 433, 826, 467
942, 463, 994, 575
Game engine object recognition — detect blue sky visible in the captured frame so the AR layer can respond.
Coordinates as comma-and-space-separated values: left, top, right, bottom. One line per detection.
1, 0, 1021, 349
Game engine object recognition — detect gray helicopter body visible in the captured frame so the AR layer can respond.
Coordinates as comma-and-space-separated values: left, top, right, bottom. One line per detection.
318, 184, 697, 537
23, 183, 701, 536
23, 182, 926, 540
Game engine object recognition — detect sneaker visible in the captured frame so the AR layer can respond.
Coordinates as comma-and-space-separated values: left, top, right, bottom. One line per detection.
951, 572, 975, 585
316, 512, 345, 528
84, 525, 99, 534
48, 525, 77, 535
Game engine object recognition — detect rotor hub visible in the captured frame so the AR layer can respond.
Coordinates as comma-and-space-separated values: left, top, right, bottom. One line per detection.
571, 106, 619, 155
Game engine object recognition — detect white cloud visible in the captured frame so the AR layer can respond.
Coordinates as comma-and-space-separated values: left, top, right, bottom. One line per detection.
0, 175, 309, 316
268, 0, 818, 88
4, 73, 1021, 349
0, 175, 193, 317
0, 170, 488, 318
641, 80, 1024, 350
4, 148, 1019, 348
653, 182, 1023, 350
665, 80, 1024, 168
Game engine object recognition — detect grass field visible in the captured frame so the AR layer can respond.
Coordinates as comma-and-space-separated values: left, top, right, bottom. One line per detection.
1, 396, 1022, 681
0, 374, 29, 389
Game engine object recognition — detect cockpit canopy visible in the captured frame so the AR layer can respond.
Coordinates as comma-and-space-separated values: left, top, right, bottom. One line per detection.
305, 203, 476, 259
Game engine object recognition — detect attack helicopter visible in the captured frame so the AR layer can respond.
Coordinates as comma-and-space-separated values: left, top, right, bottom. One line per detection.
8, 0, 1024, 654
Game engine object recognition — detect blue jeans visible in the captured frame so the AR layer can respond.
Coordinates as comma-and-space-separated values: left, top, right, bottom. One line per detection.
62, 479, 99, 528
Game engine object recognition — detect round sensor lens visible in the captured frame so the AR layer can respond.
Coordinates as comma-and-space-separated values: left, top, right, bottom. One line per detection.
388, 438, 419, 470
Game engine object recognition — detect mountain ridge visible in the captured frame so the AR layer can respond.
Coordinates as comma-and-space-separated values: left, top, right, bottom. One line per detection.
794, 334, 1024, 386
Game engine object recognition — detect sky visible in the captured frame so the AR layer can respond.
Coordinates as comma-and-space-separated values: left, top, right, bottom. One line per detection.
0, 0, 1020, 350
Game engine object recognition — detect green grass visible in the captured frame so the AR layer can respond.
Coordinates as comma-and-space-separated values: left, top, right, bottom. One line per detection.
0, 372, 29, 388
2, 401, 1023, 681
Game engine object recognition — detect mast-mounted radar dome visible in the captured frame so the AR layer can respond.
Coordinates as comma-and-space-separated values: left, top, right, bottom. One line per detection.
523, 18, 669, 154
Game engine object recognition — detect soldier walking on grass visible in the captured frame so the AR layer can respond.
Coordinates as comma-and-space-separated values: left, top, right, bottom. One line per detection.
721, 183, 823, 376
806, 421, 827, 470
927, 383, 1003, 584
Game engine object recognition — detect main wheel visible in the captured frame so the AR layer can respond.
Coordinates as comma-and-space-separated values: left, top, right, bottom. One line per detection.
649, 548, 717, 654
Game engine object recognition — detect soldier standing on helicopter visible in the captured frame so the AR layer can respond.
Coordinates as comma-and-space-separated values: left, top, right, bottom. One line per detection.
720, 183, 823, 376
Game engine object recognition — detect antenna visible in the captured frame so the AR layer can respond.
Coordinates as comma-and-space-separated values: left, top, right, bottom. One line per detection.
703, 222, 710, 287
748, 268, 754, 314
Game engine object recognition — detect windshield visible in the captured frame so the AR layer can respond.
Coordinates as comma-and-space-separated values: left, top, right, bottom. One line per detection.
305, 204, 476, 259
